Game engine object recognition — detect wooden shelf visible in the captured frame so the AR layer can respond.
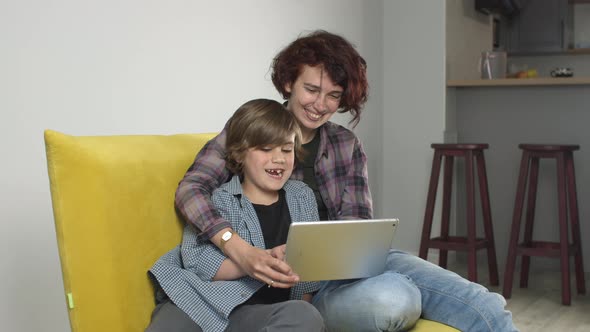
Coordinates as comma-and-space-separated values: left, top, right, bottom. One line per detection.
447, 77, 590, 87
567, 48, 590, 55
508, 48, 590, 56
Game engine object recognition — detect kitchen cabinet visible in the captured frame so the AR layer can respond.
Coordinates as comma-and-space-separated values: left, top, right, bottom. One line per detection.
505, 0, 573, 53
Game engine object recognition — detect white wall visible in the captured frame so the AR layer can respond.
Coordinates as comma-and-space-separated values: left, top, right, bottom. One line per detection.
381, 2, 447, 254
0, 1, 386, 331
2, 1, 451, 330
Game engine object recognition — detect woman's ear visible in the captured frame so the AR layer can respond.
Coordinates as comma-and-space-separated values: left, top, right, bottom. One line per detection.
284, 82, 292, 93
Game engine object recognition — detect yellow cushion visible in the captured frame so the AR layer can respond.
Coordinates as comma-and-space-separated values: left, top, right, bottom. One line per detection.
411, 319, 459, 331
44, 129, 458, 332
45, 130, 216, 332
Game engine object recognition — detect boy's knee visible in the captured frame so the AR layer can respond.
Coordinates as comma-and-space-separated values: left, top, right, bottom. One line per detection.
285, 300, 323, 318
280, 300, 325, 331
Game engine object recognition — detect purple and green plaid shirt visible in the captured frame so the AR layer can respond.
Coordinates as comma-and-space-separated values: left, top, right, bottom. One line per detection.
175, 121, 373, 239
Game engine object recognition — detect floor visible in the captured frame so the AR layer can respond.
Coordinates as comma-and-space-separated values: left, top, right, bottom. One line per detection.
448, 259, 590, 332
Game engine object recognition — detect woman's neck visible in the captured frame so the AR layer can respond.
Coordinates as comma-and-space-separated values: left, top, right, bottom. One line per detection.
301, 128, 317, 144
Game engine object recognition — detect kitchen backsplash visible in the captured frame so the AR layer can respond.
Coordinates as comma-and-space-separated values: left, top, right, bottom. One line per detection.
574, 3, 590, 48
508, 54, 590, 78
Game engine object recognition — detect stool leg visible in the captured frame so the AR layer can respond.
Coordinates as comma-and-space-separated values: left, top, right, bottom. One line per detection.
439, 155, 454, 268
420, 150, 443, 260
465, 150, 478, 283
520, 157, 539, 289
566, 152, 586, 295
557, 153, 572, 305
476, 151, 499, 286
503, 151, 530, 299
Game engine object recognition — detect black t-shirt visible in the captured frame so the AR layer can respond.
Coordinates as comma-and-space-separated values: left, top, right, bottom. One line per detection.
301, 132, 329, 221
242, 190, 291, 305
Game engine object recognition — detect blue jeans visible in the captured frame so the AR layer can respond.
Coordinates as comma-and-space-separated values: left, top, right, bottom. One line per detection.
312, 250, 518, 332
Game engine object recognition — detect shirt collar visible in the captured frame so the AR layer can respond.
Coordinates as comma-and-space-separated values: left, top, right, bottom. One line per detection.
222, 175, 244, 195
318, 122, 330, 159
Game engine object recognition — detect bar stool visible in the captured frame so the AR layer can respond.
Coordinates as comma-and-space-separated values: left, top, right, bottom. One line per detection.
503, 144, 586, 305
419, 143, 499, 285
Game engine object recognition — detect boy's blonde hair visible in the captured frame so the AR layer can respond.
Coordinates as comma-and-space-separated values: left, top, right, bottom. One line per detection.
225, 99, 304, 175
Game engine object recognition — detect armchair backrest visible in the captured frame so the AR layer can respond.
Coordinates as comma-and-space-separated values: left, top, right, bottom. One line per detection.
44, 130, 216, 332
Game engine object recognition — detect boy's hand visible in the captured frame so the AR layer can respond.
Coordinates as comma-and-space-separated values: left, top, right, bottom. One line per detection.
267, 244, 287, 261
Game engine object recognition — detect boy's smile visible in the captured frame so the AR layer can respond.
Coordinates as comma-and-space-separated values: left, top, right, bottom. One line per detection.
241, 135, 296, 205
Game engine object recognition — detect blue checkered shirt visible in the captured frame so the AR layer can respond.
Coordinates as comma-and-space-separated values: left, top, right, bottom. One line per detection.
150, 175, 321, 332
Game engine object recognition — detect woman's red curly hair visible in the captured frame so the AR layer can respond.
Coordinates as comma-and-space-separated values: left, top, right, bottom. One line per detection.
271, 30, 368, 127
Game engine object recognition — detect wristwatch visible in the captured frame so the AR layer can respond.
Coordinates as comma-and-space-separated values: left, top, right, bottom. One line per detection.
219, 230, 236, 254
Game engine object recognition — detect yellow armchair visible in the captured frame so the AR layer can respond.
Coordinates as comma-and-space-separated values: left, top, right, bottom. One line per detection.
44, 130, 458, 332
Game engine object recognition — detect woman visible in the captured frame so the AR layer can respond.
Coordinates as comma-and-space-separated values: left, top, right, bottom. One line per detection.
174, 30, 518, 332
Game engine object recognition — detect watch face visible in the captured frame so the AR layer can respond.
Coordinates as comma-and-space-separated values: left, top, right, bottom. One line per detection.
222, 231, 232, 241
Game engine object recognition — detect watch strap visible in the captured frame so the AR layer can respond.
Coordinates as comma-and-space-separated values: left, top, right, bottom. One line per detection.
219, 230, 236, 254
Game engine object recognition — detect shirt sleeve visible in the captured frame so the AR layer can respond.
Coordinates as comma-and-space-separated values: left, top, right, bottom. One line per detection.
174, 127, 233, 239
181, 226, 226, 281
339, 136, 373, 219
181, 188, 237, 281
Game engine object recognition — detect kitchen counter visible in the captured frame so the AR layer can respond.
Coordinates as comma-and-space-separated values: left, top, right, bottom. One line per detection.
447, 77, 590, 87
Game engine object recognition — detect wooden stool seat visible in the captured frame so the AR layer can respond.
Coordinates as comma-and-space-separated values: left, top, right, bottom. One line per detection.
503, 144, 586, 305
431, 143, 490, 150
518, 144, 579, 152
419, 143, 499, 285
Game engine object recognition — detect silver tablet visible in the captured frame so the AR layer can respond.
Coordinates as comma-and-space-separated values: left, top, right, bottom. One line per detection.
285, 218, 399, 282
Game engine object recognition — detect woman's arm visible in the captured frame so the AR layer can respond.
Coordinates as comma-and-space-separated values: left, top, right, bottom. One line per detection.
175, 130, 233, 239
339, 136, 373, 219
212, 242, 298, 287
212, 245, 246, 280
207, 191, 299, 286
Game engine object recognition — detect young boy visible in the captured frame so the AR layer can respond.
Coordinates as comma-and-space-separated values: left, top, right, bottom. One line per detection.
146, 99, 325, 332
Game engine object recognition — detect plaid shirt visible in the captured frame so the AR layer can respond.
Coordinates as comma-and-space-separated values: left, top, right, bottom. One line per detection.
150, 176, 321, 332
175, 121, 373, 239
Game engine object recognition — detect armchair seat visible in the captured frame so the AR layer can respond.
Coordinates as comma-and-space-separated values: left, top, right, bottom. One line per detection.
44, 130, 458, 332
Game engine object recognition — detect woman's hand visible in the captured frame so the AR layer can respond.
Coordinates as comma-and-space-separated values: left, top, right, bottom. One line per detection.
222, 234, 299, 288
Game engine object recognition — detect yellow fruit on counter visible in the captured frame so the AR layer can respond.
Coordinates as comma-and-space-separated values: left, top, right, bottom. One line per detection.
526, 69, 538, 78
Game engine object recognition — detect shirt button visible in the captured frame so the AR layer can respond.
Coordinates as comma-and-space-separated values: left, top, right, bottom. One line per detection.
240, 293, 248, 298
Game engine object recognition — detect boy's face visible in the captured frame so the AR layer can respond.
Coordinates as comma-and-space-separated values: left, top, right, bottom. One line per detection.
241, 134, 296, 203
284, 65, 343, 143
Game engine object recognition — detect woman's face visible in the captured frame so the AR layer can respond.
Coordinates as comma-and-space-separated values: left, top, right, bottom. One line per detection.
285, 65, 343, 143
